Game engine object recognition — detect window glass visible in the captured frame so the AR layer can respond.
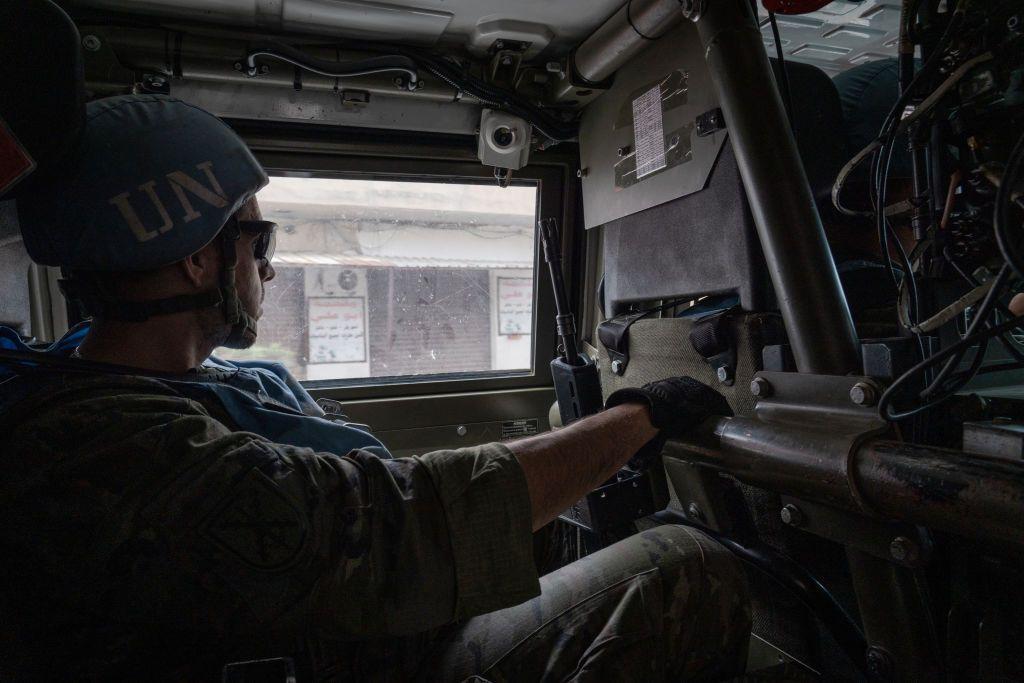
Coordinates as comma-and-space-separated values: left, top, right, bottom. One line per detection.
216, 176, 538, 382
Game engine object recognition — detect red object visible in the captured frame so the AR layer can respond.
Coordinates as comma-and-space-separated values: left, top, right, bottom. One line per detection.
762, 0, 833, 14
0, 115, 35, 196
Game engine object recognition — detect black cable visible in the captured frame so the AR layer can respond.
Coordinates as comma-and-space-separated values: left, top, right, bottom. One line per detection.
248, 41, 579, 142
412, 53, 578, 141
944, 249, 1024, 363
244, 44, 419, 86
879, 312, 1024, 420
652, 511, 868, 677
768, 11, 794, 128
992, 131, 1024, 279
921, 265, 1010, 396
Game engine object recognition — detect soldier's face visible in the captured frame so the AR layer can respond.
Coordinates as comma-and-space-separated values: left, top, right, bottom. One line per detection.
234, 197, 276, 327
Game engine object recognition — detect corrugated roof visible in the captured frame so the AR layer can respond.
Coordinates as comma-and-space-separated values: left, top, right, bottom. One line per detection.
273, 251, 533, 270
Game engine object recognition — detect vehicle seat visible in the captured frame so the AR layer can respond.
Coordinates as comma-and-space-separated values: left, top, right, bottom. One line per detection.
594, 60, 866, 678
0, 0, 86, 337
601, 59, 848, 319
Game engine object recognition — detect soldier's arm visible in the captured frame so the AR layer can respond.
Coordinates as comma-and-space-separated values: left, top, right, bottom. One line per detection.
508, 403, 657, 530
164, 418, 538, 639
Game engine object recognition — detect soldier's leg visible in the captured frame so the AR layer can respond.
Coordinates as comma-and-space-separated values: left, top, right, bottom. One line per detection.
417, 524, 751, 682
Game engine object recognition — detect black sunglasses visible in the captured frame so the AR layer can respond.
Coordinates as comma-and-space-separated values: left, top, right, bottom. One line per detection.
236, 219, 277, 263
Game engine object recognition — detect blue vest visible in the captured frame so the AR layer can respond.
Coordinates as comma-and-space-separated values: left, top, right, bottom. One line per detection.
0, 323, 391, 459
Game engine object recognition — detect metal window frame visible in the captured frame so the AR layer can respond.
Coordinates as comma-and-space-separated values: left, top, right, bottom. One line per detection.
246, 144, 574, 401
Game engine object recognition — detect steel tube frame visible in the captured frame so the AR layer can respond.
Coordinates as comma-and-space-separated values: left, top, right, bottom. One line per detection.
688, 0, 860, 375
572, 0, 684, 85
681, 418, 1024, 551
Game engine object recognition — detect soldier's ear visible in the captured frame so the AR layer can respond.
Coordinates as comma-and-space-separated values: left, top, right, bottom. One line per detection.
178, 240, 221, 289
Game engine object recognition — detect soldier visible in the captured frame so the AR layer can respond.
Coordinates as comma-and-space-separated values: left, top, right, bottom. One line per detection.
0, 94, 749, 680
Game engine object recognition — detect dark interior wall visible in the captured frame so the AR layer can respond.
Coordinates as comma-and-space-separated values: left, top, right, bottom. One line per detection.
0, 201, 32, 336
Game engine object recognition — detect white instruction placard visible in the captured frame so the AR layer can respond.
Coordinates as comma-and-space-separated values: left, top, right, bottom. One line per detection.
497, 277, 533, 335
632, 85, 666, 179
308, 296, 367, 364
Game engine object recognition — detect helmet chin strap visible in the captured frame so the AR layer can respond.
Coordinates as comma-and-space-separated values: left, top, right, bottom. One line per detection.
60, 222, 259, 349
216, 223, 259, 350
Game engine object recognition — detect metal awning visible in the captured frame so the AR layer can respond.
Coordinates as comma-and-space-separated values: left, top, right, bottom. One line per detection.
273, 251, 533, 270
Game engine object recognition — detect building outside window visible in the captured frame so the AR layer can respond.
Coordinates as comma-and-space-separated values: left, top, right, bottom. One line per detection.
217, 176, 538, 382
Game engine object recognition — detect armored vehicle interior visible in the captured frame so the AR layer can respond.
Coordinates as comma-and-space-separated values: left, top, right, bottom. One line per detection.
2, 0, 1023, 680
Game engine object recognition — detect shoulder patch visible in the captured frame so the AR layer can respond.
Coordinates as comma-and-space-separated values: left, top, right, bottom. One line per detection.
201, 468, 308, 572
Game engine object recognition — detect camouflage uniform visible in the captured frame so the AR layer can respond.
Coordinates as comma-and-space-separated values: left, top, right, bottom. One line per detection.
0, 371, 750, 681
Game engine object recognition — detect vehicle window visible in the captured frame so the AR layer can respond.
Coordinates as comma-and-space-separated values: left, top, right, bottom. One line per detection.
216, 176, 538, 383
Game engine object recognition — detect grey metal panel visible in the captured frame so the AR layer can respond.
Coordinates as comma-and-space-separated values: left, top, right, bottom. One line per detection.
71, 0, 623, 57
170, 80, 481, 135
335, 386, 553, 431
578, 20, 726, 230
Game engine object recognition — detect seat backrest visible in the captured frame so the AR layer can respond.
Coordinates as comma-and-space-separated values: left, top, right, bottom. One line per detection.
0, 0, 85, 200
0, 0, 86, 337
601, 60, 847, 317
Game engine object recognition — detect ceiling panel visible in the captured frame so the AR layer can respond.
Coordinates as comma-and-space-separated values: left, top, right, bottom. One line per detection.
758, 0, 901, 76
72, 0, 624, 57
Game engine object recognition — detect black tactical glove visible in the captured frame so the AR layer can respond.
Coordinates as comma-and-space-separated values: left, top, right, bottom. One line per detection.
606, 377, 733, 470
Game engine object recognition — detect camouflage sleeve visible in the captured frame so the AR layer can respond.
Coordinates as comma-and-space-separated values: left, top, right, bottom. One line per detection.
132, 397, 540, 639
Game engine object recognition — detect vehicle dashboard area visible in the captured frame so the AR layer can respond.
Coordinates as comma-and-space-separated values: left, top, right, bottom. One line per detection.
1, 0, 1023, 681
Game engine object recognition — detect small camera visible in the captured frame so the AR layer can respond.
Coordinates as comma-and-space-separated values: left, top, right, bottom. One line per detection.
478, 110, 530, 171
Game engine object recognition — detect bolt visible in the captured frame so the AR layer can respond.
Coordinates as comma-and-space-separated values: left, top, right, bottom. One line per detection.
393, 76, 405, 88
82, 35, 101, 52
750, 377, 773, 398
611, 359, 624, 375
617, 145, 631, 157
780, 503, 804, 527
889, 536, 920, 564
716, 365, 733, 383
233, 61, 244, 71
850, 381, 878, 407
687, 502, 705, 521
456, 425, 467, 437
148, 76, 166, 88
1008, 15, 1020, 31
680, 0, 704, 20
866, 646, 894, 682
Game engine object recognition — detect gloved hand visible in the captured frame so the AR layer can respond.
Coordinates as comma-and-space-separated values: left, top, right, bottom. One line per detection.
606, 376, 733, 470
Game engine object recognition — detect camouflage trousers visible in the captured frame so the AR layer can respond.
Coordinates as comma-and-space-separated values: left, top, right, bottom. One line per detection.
311, 524, 751, 682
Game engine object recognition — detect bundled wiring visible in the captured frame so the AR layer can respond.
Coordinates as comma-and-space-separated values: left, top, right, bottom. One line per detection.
881, 259, 1024, 421
831, 46, 992, 216
879, 308, 1024, 421
244, 42, 580, 142
244, 43, 419, 88
864, 0, 1024, 421
408, 52, 578, 141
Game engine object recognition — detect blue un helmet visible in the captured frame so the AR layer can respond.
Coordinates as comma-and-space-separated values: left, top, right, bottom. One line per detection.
17, 94, 269, 347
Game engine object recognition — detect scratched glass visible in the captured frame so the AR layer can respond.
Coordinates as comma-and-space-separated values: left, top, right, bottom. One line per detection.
215, 176, 538, 382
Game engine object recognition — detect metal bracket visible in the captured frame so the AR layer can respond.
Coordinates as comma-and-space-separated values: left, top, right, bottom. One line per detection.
696, 106, 725, 137
779, 496, 933, 568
